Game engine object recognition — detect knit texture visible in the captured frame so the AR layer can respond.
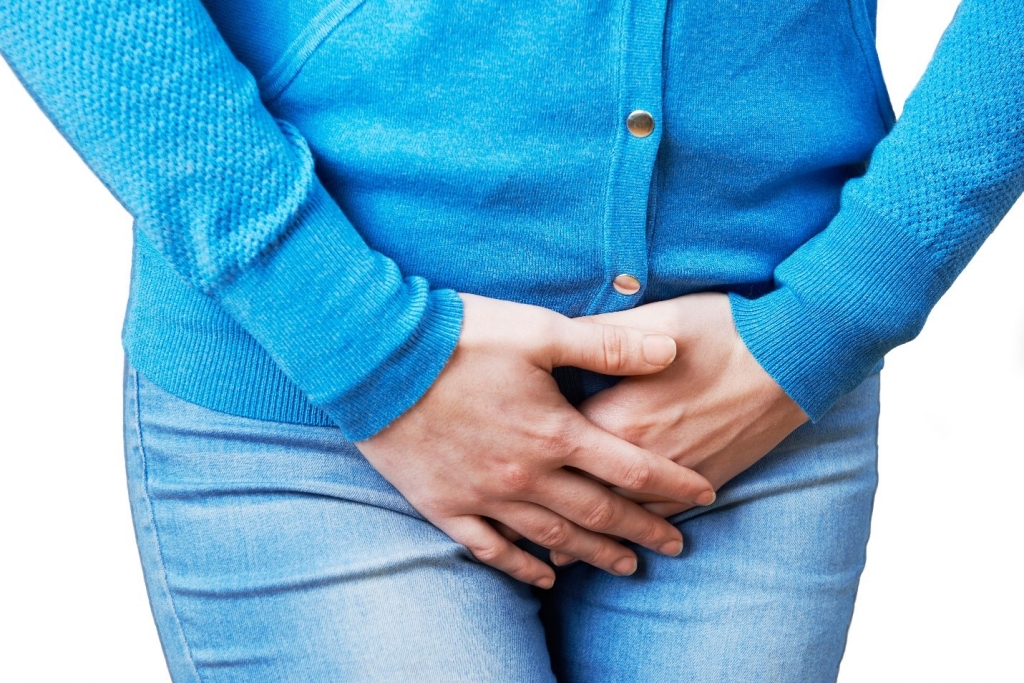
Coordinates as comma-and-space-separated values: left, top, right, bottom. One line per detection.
730, 0, 1024, 418
1, 0, 1021, 433
0, 0, 464, 440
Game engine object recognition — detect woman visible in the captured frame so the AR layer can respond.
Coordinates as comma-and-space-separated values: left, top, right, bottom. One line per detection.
1, 0, 1021, 680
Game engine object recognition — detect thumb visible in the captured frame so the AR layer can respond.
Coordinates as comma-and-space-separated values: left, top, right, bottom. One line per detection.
545, 318, 677, 375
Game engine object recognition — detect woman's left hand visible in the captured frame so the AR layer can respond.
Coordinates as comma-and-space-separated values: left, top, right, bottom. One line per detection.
571, 293, 809, 522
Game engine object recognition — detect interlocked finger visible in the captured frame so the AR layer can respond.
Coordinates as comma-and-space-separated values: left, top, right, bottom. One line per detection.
438, 515, 554, 588
498, 502, 640, 577
528, 469, 685, 556
489, 519, 524, 543
564, 417, 716, 505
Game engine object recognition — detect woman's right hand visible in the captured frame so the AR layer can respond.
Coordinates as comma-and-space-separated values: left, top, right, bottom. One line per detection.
355, 293, 716, 588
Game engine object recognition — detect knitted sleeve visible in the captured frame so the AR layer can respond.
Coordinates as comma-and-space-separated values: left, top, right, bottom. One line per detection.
730, 0, 1024, 420
0, 0, 464, 441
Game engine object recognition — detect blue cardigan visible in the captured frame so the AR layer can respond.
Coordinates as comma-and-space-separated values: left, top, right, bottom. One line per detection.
1, 1, 1021, 441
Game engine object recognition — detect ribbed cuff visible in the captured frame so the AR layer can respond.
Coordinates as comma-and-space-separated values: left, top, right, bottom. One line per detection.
214, 183, 465, 441
729, 206, 946, 421
318, 289, 464, 441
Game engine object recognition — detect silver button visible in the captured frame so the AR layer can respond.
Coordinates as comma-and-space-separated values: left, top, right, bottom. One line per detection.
613, 274, 641, 295
626, 110, 655, 137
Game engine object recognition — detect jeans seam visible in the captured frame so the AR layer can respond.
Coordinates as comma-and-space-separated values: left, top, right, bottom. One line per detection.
131, 368, 206, 683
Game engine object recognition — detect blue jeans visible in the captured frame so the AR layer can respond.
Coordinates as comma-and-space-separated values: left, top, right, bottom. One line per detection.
124, 361, 880, 682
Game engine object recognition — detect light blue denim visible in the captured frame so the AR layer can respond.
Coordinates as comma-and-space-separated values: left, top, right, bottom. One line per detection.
124, 361, 880, 682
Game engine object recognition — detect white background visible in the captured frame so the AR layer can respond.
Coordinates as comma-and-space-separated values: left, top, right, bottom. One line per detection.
1, 1, 1021, 680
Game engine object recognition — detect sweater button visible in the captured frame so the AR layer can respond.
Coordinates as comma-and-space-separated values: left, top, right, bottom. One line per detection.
612, 274, 641, 295
626, 110, 654, 137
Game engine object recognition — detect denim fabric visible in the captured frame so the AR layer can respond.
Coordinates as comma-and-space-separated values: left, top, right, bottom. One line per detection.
124, 360, 880, 682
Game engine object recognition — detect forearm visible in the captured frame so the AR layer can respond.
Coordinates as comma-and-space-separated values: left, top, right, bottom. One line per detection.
731, 0, 1024, 419
0, 0, 463, 439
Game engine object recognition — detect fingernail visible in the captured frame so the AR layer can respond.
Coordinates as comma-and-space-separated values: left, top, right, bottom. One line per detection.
612, 556, 638, 576
551, 551, 575, 566
535, 576, 555, 589
658, 539, 683, 556
642, 334, 677, 366
697, 490, 716, 506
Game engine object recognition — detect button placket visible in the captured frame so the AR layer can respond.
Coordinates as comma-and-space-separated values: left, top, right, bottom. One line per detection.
588, 0, 667, 313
